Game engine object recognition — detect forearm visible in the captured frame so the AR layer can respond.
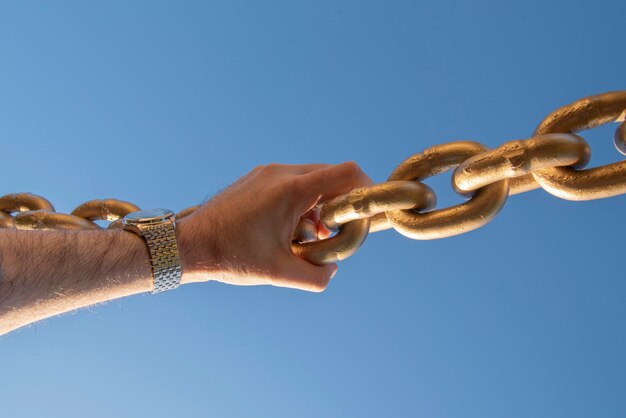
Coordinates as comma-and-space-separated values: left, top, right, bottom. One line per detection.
0, 228, 153, 335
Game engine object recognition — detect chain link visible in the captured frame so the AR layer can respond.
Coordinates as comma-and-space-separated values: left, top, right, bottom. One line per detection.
615, 121, 626, 156
2, 91, 625, 264
452, 133, 590, 194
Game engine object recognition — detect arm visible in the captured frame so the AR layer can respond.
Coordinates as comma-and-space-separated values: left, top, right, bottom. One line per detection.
0, 162, 372, 335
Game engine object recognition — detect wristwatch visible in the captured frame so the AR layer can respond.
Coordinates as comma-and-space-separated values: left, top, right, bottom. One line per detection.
122, 208, 182, 294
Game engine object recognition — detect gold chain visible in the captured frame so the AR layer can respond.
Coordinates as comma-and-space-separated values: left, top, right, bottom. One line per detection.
3, 91, 626, 265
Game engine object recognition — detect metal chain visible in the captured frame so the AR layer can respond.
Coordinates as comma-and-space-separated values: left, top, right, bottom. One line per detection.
2, 91, 625, 265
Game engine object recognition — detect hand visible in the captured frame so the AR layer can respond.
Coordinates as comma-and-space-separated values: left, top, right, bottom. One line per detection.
176, 162, 373, 292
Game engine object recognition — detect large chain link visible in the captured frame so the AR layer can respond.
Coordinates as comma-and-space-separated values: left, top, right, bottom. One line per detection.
2, 91, 625, 265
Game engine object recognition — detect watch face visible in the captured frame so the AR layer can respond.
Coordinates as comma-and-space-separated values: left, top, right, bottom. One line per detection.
124, 208, 174, 223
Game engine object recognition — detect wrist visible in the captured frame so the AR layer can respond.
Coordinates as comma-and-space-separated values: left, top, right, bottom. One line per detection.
175, 214, 223, 285
111, 229, 154, 291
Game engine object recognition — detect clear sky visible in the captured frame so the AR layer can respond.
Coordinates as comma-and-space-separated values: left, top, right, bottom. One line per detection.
1, 1, 625, 417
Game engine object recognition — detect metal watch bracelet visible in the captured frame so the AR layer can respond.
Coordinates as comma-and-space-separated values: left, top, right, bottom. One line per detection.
142, 220, 182, 294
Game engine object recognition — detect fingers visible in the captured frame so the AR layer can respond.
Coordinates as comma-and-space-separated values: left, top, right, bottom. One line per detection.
274, 256, 338, 293
258, 163, 331, 176
287, 163, 332, 175
300, 161, 373, 199
299, 207, 332, 239
292, 161, 373, 213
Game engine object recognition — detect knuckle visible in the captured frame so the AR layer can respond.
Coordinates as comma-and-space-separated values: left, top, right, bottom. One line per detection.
342, 160, 363, 176
265, 163, 284, 172
343, 161, 372, 186
343, 160, 360, 170
253, 163, 285, 175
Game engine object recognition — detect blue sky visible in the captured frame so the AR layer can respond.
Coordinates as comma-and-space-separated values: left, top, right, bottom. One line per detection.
1, 1, 625, 417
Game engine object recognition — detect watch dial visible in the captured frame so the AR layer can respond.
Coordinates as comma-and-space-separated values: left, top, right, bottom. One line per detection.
124, 208, 174, 222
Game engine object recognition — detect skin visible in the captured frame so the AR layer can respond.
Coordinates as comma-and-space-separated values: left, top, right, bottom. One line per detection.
0, 162, 372, 335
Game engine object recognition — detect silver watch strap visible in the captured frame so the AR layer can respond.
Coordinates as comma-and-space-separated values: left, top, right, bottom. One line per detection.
143, 220, 182, 294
